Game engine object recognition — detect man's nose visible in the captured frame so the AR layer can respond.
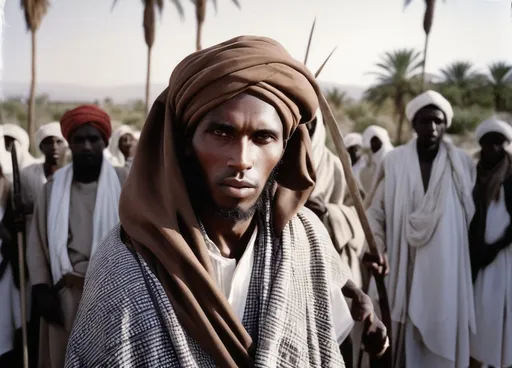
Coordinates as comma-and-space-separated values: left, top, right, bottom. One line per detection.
227, 139, 253, 171
83, 140, 93, 151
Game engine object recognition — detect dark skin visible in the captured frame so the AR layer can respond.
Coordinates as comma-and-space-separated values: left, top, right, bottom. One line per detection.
370, 137, 383, 155
68, 124, 106, 183
40, 136, 66, 178
348, 144, 362, 166
4, 136, 15, 151
191, 93, 387, 353
479, 132, 508, 168
118, 133, 136, 160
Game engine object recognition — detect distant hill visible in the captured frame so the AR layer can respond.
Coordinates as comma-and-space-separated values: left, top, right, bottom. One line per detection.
1, 81, 366, 104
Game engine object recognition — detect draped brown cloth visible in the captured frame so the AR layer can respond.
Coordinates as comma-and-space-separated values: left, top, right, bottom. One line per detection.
118, 36, 322, 367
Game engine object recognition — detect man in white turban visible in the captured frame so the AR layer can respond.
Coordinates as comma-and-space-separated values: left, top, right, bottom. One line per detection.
3, 124, 36, 170
20, 122, 67, 232
108, 125, 137, 171
365, 90, 476, 368
359, 125, 394, 193
469, 118, 512, 368
344, 132, 367, 183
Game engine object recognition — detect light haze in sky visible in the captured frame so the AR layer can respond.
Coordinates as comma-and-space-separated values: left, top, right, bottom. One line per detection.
2, 0, 511, 89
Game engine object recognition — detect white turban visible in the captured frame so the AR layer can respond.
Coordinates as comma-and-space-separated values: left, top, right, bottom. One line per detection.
475, 118, 512, 143
108, 125, 136, 167
3, 124, 30, 153
133, 130, 141, 140
406, 90, 454, 128
344, 133, 363, 148
35, 122, 67, 151
362, 125, 392, 149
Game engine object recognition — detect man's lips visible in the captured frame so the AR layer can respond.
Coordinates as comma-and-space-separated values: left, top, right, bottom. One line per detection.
219, 178, 257, 199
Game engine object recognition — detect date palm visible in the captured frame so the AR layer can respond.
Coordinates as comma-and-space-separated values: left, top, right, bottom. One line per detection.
20, 0, 50, 154
112, 0, 184, 116
365, 49, 423, 143
439, 61, 483, 106
487, 62, 512, 111
191, 0, 240, 51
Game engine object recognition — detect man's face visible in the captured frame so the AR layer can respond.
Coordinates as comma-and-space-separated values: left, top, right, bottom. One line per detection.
480, 132, 508, 167
4, 136, 15, 151
347, 145, 362, 165
189, 94, 284, 219
68, 124, 105, 169
118, 133, 135, 158
370, 137, 383, 154
413, 105, 447, 150
40, 136, 65, 163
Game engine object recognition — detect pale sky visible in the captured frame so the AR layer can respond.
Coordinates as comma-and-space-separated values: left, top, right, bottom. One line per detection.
2, 0, 511, 89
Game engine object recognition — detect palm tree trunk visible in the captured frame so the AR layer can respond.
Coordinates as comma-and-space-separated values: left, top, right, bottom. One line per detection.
28, 29, 37, 155
196, 18, 203, 51
145, 46, 152, 117
421, 33, 429, 91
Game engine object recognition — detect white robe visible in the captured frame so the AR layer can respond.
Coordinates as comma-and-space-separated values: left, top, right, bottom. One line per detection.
366, 139, 476, 368
471, 186, 512, 367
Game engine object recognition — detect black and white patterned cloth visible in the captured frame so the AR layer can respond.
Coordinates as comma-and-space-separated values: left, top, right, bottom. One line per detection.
65, 207, 351, 367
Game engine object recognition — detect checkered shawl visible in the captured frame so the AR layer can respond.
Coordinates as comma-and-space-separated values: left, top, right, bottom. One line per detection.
65, 207, 350, 367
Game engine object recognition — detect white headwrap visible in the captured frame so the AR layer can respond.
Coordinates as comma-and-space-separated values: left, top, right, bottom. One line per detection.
344, 133, 362, 148
4, 124, 30, 153
3, 124, 36, 169
362, 125, 394, 167
406, 90, 454, 128
35, 122, 67, 152
475, 118, 512, 144
0, 126, 13, 181
108, 125, 135, 167
133, 131, 141, 141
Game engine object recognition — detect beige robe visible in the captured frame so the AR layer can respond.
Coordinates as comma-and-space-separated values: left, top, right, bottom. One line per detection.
21, 163, 47, 235
26, 167, 127, 368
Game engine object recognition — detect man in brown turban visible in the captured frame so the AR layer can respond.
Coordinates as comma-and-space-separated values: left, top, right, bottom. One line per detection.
65, 36, 387, 367
26, 105, 128, 368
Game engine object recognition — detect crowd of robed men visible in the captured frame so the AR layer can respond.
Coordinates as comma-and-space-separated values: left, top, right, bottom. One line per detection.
0, 35, 510, 368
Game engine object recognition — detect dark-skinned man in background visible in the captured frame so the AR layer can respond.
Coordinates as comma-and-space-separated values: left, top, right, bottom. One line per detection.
366, 90, 476, 368
469, 118, 512, 368
26, 105, 128, 368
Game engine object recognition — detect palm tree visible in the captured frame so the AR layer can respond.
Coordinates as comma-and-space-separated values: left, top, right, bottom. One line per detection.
439, 61, 483, 106
325, 88, 347, 110
365, 49, 423, 144
192, 0, 240, 51
20, 0, 50, 154
487, 62, 512, 111
112, 0, 184, 116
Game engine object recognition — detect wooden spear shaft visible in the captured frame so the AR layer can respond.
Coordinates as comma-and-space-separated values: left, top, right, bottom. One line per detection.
317, 93, 391, 363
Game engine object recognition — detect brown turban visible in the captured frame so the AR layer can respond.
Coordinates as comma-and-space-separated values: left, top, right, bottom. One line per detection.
119, 36, 321, 367
60, 104, 112, 144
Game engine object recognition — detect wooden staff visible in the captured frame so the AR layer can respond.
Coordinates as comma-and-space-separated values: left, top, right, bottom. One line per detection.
11, 143, 29, 368
304, 23, 392, 366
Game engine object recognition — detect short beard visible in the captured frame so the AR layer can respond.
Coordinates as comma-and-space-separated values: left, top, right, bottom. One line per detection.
181, 153, 279, 223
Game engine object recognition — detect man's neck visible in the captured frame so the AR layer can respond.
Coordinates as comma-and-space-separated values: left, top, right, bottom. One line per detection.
200, 211, 256, 261
43, 159, 58, 179
417, 141, 440, 162
73, 164, 102, 183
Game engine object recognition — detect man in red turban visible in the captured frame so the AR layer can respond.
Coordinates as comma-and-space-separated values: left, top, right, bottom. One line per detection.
26, 104, 128, 368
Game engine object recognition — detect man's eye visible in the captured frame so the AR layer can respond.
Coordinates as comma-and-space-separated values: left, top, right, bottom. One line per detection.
254, 133, 275, 143
212, 129, 228, 137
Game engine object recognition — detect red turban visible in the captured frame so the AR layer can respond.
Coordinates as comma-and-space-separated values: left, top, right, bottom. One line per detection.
60, 104, 112, 144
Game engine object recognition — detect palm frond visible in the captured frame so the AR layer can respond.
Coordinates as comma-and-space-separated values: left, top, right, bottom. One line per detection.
20, 0, 50, 31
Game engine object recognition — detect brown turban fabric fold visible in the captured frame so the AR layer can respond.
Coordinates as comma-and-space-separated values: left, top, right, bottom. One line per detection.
119, 36, 321, 367
60, 104, 112, 143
